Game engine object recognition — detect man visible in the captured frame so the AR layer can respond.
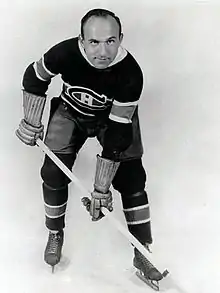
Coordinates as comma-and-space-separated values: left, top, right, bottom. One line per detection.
16, 8, 162, 282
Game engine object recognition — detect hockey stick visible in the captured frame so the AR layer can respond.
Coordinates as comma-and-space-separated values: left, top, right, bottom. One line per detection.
36, 138, 168, 279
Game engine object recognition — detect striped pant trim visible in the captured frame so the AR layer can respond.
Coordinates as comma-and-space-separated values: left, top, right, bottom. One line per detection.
123, 204, 149, 212
45, 212, 66, 219
44, 202, 67, 209
127, 218, 151, 225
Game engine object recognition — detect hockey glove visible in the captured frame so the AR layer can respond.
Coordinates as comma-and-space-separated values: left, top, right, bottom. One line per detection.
90, 155, 120, 221
16, 91, 46, 146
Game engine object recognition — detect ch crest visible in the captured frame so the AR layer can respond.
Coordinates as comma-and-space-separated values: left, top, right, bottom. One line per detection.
65, 85, 110, 109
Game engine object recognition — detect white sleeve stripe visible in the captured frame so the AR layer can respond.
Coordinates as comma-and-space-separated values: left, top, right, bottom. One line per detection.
42, 55, 56, 76
113, 100, 138, 107
110, 103, 136, 121
33, 62, 48, 82
109, 113, 131, 124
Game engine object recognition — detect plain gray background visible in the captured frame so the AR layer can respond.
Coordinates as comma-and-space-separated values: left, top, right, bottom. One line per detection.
0, 1, 220, 292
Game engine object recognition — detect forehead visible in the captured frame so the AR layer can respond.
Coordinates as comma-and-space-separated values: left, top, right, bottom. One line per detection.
83, 16, 120, 40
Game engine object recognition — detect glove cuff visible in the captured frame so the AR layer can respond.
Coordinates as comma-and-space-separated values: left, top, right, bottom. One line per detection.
23, 90, 46, 127
94, 155, 120, 193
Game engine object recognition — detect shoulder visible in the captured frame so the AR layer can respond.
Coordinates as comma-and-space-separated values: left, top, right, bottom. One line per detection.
113, 49, 143, 83
44, 37, 79, 57
114, 51, 143, 90
122, 52, 143, 77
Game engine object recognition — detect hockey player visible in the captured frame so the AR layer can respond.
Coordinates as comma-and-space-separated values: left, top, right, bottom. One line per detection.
16, 8, 163, 283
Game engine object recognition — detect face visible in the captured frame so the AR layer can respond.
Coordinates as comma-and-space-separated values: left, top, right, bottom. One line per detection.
80, 16, 123, 69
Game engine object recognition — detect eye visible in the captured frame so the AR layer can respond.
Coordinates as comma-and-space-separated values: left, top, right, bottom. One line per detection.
107, 39, 115, 45
90, 40, 99, 45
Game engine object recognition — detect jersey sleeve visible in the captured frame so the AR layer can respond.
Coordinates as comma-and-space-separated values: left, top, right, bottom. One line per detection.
22, 42, 63, 96
109, 67, 143, 124
102, 64, 144, 161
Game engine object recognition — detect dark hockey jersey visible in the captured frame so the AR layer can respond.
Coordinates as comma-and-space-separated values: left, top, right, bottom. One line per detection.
23, 37, 143, 125
22, 37, 144, 160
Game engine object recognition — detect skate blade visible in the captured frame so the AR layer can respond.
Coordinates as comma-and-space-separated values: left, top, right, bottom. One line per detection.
51, 265, 55, 274
47, 255, 70, 274
136, 271, 160, 291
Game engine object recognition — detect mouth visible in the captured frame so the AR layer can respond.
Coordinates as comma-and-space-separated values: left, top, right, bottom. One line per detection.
95, 57, 109, 62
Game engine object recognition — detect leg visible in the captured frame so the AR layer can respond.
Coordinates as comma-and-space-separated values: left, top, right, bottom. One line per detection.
41, 101, 87, 268
112, 159, 163, 282
112, 158, 152, 245
41, 153, 76, 231
42, 101, 87, 231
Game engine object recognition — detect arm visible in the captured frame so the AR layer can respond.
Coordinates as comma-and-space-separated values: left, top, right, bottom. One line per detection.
102, 66, 143, 160
90, 65, 144, 220
101, 100, 138, 160
16, 43, 62, 145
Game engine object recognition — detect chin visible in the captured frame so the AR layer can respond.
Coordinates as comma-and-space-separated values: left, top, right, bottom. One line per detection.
92, 58, 112, 69
94, 64, 109, 69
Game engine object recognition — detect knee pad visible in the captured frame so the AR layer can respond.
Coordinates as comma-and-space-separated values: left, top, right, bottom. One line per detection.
122, 190, 153, 244
112, 159, 146, 195
43, 182, 68, 206
122, 190, 149, 214
40, 153, 76, 188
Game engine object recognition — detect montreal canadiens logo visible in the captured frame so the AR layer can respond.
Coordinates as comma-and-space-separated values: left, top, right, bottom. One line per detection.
64, 85, 111, 109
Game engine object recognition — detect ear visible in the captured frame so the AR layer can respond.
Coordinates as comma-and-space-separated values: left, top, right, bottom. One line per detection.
78, 34, 84, 48
119, 33, 124, 43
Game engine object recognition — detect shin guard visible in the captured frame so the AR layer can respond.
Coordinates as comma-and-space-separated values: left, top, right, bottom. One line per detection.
122, 191, 152, 245
43, 182, 68, 231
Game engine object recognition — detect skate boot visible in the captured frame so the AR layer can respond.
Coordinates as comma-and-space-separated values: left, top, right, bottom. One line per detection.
44, 230, 64, 272
133, 246, 168, 291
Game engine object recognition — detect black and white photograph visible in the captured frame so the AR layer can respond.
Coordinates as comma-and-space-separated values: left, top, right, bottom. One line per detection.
0, 0, 219, 292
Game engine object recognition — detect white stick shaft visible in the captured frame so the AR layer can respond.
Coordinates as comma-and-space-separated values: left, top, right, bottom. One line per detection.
36, 138, 163, 271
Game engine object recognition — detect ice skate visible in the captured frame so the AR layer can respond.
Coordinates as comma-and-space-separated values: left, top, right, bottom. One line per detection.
44, 230, 64, 272
133, 246, 168, 291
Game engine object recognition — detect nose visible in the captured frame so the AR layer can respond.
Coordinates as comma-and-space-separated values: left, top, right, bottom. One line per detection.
98, 42, 107, 57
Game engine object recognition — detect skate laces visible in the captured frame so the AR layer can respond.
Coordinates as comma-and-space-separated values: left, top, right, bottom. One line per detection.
47, 232, 62, 254
140, 253, 154, 270
135, 248, 155, 272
